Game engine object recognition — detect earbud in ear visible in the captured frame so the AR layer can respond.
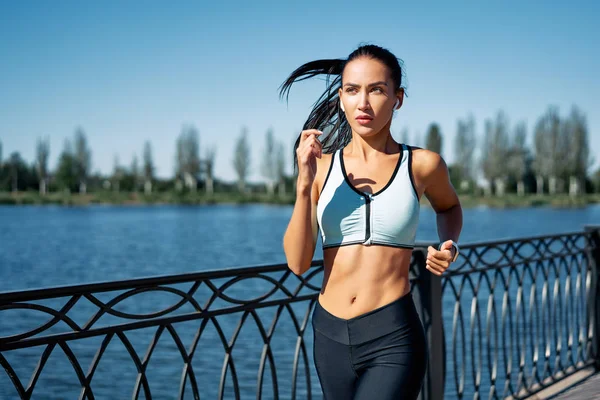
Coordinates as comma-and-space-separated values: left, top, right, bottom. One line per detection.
340, 100, 345, 113
393, 99, 400, 110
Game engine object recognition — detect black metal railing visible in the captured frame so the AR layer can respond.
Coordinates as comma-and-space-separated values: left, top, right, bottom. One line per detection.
436, 226, 600, 400
1, 227, 599, 399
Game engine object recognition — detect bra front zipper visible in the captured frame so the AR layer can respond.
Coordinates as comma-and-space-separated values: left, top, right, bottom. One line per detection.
364, 193, 373, 245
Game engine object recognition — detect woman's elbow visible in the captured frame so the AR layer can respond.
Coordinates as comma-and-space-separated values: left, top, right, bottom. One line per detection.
289, 263, 309, 276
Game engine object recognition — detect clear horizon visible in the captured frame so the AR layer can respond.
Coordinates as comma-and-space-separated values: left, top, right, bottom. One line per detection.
1, 1, 598, 183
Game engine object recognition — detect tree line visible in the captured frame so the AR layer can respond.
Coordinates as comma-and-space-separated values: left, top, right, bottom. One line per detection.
0, 104, 598, 197
0, 124, 289, 197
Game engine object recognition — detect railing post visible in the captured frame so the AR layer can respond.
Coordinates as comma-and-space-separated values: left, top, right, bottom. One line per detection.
585, 226, 600, 370
412, 247, 445, 400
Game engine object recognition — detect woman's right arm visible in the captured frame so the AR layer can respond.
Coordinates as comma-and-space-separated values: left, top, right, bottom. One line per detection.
283, 130, 322, 276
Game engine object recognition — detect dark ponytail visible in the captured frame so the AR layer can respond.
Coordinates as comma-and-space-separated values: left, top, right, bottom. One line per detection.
280, 44, 406, 171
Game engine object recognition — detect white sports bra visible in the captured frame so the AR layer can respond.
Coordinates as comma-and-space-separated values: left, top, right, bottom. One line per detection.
316, 144, 420, 249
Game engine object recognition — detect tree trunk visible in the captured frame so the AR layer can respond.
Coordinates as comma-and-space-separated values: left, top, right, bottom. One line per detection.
536, 175, 544, 195
494, 178, 506, 197
39, 179, 47, 195
549, 176, 557, 195
556, 178, 565, 194
183, 173, 196, 192
278, 180, 285, 197
517, 180, 525, 197
266, 181, 274, 196
79, 181, 87, 194
206, 177, 213, 195
144, 180, 152, 194
569, 176, 580, 197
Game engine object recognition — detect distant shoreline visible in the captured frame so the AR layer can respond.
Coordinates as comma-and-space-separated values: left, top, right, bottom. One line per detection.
1, 191, 599, 209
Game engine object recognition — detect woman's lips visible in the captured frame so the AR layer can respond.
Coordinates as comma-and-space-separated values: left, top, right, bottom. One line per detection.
355, 116, 373, 125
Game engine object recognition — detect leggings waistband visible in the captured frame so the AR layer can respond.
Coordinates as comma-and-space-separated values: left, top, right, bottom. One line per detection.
312, 292, 422, 345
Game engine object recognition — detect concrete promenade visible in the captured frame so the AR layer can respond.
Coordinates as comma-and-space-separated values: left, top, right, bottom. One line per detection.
552, 372, 600, 399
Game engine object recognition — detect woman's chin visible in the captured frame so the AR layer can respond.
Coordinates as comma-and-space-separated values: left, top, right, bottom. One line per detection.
351, 124, 383, 138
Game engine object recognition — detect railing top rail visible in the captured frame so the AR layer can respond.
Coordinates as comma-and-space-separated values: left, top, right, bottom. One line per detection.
0, 259, 321, 303
441, 228, 597, 249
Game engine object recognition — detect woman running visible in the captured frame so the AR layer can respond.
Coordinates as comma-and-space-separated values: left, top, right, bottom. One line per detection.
281, 44, 462, 399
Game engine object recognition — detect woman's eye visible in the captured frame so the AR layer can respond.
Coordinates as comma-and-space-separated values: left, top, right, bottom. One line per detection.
345, 88, 357, 93
372, 87, 384, 93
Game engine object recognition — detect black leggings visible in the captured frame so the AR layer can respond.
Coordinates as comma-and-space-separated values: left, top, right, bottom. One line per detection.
312, 292, 427, 400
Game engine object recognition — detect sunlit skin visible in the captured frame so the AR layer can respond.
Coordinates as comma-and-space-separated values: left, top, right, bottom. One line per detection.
283, 56, 463, 319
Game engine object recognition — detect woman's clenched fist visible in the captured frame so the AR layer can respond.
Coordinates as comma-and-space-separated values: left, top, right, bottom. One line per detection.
296, 129, 322, 194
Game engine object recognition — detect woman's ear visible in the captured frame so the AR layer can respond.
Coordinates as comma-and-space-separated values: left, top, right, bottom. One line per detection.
340, 100, 346, 112
395, 89, 405, 110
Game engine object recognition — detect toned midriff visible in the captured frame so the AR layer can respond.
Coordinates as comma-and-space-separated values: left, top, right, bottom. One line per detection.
318, 244, 413, 320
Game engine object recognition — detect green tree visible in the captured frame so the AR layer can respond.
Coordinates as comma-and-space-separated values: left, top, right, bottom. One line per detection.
563, 106, 592, 196
175, 125, 201, 191
143, 141, 154, 194
506, 122, 528, 196
481, 111, 510, 196
55, 139, 78, 192
0, 140, 6, 191
36, 136, 50, 195
112, 154, 125, 192
204, 146, 216, 195
0, 139, 3, 188
233, 127, 251, 193
425, 123, 442, 154
453, 115, 477, 189
533, 106, 561, 194
593, 167, 600, 193
74, 127, 91, 194
9, 152, 24, 192
261, 128, 277, 195
275, 141, 286, 196
131, 154, 140, 192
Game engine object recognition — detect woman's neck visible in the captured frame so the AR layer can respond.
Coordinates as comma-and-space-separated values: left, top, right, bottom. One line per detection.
347, 129, 398, 162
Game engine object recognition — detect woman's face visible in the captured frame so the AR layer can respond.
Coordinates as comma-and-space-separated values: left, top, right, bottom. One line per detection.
339, 57, 403, 137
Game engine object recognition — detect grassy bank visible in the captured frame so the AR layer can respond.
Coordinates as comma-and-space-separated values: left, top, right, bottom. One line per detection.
1, 191, 599, 208
455, 193, 600, 208
0, 191, 297, 206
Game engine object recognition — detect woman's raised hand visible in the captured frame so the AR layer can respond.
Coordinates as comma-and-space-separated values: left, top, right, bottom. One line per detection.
296, 129, 322, 195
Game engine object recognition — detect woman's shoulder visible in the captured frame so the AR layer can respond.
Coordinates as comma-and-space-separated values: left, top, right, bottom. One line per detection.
408, 146, 447, 179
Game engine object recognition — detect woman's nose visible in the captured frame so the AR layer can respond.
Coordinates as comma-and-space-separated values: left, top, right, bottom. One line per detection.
357, 92, 370, 110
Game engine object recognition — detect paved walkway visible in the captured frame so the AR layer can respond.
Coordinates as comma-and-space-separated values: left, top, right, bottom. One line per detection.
552, 372, 600, 399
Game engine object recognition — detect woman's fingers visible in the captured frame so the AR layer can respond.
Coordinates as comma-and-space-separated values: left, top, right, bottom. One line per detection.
300, 129, 322, 141
426, 258, 446, 274
426, 245, 452, 275
298, 132, 322, 160
426, 265, 443, 276
299, 130, 322, 149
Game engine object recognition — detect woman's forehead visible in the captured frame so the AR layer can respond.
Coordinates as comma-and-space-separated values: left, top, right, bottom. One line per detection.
342, 57, 391, 83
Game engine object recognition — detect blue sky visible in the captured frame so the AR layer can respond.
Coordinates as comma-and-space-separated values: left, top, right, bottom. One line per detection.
1, 1, 598, 182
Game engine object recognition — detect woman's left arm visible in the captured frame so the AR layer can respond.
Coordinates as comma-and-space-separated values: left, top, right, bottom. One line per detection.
413, 148, 463, 276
